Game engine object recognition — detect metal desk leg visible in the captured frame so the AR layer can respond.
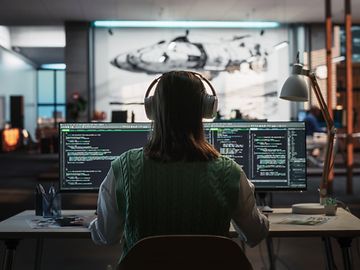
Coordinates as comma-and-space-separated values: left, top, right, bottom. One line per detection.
2, 239, 20, 270
34, 238, 44, 270
266, 237, 276, 270
322, 237, 335, 270
337, 238, 353, 270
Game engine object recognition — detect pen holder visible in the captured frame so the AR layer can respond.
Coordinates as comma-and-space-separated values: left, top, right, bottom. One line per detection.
42, 193, 62, 218
324, 204, 337, 216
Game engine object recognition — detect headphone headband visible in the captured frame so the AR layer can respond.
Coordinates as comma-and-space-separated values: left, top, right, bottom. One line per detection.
144, 71, 217, 98
144, 71, 218, 120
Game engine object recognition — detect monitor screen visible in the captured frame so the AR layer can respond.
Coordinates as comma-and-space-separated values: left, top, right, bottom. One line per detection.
59, 121, 306, 191
59, 123, 150, 191
204, 122, 306, 191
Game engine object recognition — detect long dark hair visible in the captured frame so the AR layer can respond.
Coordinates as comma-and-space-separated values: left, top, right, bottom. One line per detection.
144, 71, 219, 162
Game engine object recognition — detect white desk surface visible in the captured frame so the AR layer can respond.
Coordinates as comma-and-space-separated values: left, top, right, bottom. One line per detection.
0, 210, 94, 239
265, 208, 360, 238
1, 208, 360, 240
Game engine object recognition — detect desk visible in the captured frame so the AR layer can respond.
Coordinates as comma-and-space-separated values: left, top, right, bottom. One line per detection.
1, 209, 360, 270
263, 208, 360, 270
0, 210, 92, 270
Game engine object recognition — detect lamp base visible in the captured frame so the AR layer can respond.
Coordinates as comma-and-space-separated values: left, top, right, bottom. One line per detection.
292, 203, 325, 214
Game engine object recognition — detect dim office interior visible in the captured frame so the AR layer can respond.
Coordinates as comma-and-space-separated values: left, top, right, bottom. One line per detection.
1, 0, 360, 269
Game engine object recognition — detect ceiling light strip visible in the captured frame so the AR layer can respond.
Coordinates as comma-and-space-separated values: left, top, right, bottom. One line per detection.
93, 20, 280, 28
40, 63, 66, 70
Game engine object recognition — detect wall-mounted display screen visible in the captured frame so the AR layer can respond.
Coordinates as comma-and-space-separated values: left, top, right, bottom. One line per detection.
94, 27, 290, 123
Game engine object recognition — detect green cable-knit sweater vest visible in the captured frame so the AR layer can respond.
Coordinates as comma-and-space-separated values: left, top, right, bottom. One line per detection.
111, 148, 241, 259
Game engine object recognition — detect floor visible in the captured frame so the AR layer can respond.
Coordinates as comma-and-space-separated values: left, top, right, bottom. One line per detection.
0, 151, 359, 270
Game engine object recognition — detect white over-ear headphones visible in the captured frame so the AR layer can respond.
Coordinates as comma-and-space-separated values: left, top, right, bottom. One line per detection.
144, 71, 218, 120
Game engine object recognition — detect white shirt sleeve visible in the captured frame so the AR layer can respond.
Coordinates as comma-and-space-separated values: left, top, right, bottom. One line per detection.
88, 167, 125, 245
231, 169, 270, 247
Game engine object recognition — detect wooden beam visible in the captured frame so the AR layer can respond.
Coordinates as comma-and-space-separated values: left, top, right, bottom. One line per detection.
325, 0, 334, 193
345, 0, 353, 194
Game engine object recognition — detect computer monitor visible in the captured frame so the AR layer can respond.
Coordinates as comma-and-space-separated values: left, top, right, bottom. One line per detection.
59, 123, 150, 191
59, 121, 306, 191
204, 122, 306, 191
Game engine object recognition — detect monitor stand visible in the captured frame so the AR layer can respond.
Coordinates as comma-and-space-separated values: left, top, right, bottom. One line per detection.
256, 192, 273, 213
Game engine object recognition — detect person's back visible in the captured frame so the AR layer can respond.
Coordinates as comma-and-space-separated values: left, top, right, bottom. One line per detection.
112, 148, 242, 256
304, 106, 323, 136
87, 71, 269, 264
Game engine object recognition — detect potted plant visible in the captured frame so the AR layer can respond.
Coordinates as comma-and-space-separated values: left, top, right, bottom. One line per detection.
324, 197, 337, 216
67, 92, 87, 122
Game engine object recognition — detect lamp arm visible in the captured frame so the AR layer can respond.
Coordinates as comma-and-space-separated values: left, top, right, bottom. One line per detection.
309, 73, 336, 197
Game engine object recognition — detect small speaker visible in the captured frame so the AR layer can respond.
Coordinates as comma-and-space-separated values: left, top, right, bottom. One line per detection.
10, 96, 24, 129
111, 110, 128, 123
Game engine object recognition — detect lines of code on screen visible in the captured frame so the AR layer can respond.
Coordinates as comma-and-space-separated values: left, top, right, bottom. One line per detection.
60, 122, 306, 191
205, 122, 306, 190
60, 124, 150, 191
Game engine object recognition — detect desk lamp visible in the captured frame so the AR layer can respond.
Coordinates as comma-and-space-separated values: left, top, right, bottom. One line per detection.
280, 56, 336, 214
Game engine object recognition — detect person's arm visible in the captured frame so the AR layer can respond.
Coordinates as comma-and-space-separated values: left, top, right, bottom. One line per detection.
88, 167, 125, 245
231, 170, 269, 247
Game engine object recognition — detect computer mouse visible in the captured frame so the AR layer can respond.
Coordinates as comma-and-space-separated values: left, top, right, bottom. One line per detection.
55, 216, 82, 227
260, 206, 274, 213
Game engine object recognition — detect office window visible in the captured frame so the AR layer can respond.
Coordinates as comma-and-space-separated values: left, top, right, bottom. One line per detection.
37, 70, 66, 127
340, 25, 360, 62
56, 71, 66, 103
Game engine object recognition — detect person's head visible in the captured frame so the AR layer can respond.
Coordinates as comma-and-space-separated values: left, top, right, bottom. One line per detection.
144, 71, 219, 162
308, 106, 322, 118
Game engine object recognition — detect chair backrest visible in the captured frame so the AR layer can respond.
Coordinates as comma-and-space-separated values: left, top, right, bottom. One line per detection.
118, 235, 253, 270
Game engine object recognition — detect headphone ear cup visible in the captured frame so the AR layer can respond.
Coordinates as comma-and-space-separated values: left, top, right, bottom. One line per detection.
202, 94, 218, 119
144, 96, 155, 120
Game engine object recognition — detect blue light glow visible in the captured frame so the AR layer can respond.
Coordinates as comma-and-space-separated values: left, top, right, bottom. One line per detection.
41, 63, 66, 70
93, 20, 280, 29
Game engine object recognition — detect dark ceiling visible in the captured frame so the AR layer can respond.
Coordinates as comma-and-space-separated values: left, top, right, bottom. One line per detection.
0, 0, 359, 25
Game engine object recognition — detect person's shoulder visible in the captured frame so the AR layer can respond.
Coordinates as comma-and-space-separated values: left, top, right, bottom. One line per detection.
125, 147, 144, 158
112, 148, 144, 165
208, 156, 242, 188
212, 155, 242, 175
214, 155, 238, 165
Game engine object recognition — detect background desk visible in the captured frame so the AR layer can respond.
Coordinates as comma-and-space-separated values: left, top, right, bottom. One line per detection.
261, 208, 360, 270
0, 210, 93, 270
1, 209, 360, 270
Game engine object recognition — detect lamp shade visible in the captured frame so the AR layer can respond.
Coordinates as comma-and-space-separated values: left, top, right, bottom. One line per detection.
279, 74, 309, 102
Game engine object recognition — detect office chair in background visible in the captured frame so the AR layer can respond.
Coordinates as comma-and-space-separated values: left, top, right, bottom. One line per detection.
117, 235, 253, 270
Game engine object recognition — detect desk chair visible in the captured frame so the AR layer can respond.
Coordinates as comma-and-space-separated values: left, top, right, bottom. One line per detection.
117, 235, 253, 270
